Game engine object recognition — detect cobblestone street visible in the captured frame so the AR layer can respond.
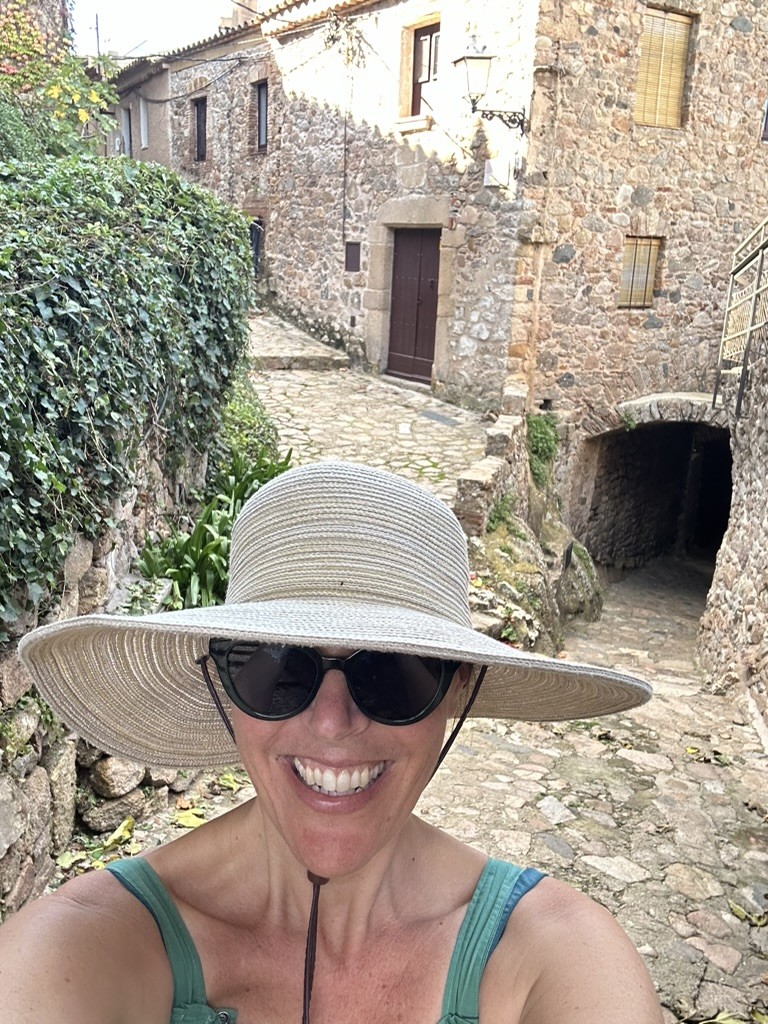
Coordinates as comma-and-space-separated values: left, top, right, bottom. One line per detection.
245, 315, 768, 1020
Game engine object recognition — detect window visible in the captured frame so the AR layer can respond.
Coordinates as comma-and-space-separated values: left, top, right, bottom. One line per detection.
253, 80, 268, 152
139, 96, 149, 149
119, 106, 132, 157
411, 22, 439, 116
192, 97, 207, 161
619, 237, 662, 308
345, 242, 361, 272
634, 9, 692, 129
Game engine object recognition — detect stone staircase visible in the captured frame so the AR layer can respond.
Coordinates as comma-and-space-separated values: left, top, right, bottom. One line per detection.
247, 311, 350, 371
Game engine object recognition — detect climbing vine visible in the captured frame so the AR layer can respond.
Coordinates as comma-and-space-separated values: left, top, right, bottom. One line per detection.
0, 0, 117, 158
0, 156, 253, 636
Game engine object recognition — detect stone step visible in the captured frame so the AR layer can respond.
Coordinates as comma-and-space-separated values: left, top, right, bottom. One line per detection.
247, 311, 351, 371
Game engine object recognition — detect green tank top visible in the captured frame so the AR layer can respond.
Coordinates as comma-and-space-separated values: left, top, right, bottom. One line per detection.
106, 856, 544, 1024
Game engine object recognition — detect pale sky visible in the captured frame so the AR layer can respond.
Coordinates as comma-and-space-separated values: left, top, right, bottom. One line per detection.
71, 0, 238, 58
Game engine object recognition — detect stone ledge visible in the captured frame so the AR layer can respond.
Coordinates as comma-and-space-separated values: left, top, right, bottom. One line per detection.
454, 456, 511, 537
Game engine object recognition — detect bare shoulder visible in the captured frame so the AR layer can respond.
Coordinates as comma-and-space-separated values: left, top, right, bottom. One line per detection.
482, 876, 663, 1024
0, 866, 172, 1024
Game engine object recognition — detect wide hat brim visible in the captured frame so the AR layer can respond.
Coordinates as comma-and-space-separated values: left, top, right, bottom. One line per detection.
19, 596, 651, 766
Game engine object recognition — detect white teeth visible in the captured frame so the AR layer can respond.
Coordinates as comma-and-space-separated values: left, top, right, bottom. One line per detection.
293, 758, 385, 796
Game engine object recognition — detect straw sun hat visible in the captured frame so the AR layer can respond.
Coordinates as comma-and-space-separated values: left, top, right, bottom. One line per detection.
18, 461, 651, 766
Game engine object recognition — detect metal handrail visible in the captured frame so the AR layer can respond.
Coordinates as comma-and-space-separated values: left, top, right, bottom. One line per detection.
713, 215, 768, 415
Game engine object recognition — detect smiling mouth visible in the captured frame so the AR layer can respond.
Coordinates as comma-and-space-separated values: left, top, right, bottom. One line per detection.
292, 757, 386, 797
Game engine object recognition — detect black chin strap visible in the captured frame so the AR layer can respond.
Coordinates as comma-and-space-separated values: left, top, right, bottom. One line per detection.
302, 872, 329, 1024
431, 665, 487, 780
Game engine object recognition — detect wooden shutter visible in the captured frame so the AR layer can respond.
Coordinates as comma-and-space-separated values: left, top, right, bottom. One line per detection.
619, 238, 661, 308
411, 22, 440, 115
634, 10, 692, 129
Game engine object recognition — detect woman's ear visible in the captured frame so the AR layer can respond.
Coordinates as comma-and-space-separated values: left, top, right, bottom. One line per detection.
447, 663, 472, 716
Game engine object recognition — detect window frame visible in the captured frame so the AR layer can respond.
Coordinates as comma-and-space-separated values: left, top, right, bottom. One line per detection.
345, 242, 361, 272
139, 96, 149, 149
633, 8, 693, 130
411, 21, 440, 117
254, 79, 268, 153
618, 237, 662, 309
192, 96, 207, 162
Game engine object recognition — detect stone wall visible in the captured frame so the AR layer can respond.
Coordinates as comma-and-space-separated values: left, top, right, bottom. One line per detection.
0, 456, 192, 921
168, 32, 278, 213
512, 0, 767, 430
700, 361, 768, 723
578, 422, 697, 567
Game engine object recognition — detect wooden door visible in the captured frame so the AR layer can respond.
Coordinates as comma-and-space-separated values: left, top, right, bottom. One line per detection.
387, 228, 441, 383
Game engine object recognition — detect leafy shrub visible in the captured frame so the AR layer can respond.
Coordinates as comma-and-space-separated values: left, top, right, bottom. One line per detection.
0, 156, 253, 633
205, 357, 279, 499
526, 413, 559, 488
137, 450, 291, 609
0, 0, 117, 158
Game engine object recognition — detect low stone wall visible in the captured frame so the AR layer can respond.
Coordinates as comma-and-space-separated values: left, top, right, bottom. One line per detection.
0, 458, 197, 921
454, 384, 529, 536
699, 363, 768, 725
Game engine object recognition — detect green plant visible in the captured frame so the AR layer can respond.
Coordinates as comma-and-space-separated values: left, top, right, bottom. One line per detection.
0, 156, 253, 636
0, 0, 118, 158
137, 450, 291, 609
205, 358, 280, 497
526, 412, 559, 488
486, 493, 517, 533
619, 410, 637, 431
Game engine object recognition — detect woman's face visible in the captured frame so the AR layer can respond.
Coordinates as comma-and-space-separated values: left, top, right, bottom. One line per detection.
231, 648, 467, 880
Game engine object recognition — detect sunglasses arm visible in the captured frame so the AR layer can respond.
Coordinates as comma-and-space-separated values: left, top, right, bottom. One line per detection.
197, 655, 237, 745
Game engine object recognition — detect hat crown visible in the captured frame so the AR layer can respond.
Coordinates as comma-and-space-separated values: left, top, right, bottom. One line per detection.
227, 462, 472, 628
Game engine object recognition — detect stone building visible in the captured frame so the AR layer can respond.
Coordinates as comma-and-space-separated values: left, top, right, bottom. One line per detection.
111, 2, 768, 699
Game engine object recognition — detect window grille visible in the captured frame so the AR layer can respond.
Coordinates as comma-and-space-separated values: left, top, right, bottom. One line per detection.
634, 9, 692, 129
619, 237, 661, 308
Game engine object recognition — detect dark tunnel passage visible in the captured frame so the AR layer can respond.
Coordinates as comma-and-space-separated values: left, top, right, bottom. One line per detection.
579, 422, 732, 571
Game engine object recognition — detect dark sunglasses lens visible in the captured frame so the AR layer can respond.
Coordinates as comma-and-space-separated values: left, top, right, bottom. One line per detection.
350, 652, 448, 722
224, 643, 318, 718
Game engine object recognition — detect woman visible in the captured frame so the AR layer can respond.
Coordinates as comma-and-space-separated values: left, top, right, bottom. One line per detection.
2, 461, 662, 1023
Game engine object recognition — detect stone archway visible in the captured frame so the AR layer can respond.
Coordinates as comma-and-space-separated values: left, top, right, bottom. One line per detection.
568, 392, 732, 569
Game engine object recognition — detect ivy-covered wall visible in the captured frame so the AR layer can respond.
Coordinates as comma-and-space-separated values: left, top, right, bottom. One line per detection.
0, 155, 253, 916
0, 155, 252, 638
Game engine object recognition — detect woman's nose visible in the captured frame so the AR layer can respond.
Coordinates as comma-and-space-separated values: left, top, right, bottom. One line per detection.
305, 668, 368, 738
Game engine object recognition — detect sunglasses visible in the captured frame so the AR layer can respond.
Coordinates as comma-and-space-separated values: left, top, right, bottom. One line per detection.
208, 638, 462, 726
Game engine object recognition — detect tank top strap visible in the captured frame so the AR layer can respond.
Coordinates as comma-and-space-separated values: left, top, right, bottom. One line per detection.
106, 858, 237, 1024
439, 860, 545, 1023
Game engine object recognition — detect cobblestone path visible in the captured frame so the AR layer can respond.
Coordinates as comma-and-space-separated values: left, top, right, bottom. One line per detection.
245, 318, 768, 1021
248, 312, 487, 505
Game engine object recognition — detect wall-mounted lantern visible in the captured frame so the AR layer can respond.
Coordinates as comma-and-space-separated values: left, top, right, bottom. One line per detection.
452, 45, 526, 134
